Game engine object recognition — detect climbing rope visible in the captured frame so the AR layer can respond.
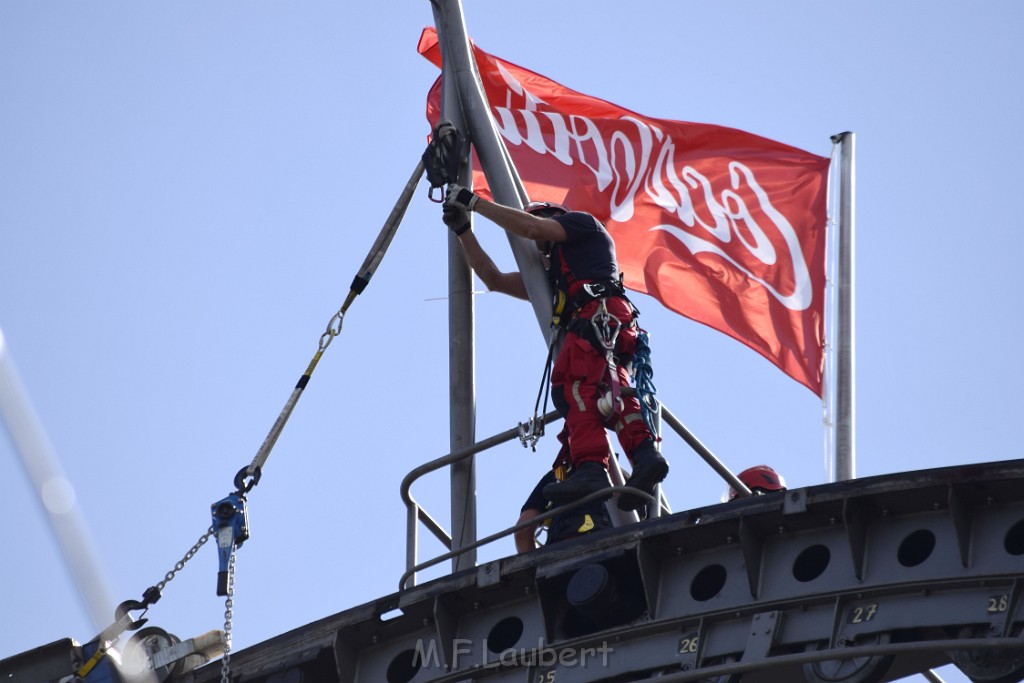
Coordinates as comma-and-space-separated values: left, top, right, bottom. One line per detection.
632, 329, 660, 439
519, 330, 559, 451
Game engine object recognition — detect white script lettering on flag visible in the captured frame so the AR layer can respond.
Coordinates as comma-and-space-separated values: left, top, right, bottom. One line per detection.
492, 63, 813, 312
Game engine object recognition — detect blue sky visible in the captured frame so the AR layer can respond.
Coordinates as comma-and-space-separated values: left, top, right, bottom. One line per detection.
2, 3, 1022, 682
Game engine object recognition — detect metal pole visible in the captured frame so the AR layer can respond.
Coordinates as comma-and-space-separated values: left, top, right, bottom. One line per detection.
605, 437, 640, 527
659, 404, 752, 498
832, 132, 856, 481
431, 3, 477, 573
432, 0, 556, 572
432, 0, 555, 340
0, 329, 116, 632
447, 207, 477, 574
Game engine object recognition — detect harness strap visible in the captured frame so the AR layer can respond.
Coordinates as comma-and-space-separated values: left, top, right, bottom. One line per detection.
554, 278, 634, 328
590, 300, 624, 419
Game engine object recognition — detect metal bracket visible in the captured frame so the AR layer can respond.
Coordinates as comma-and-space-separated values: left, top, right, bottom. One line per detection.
517, 417, 544, 451
783, 488, 808, 515
477, 561, 502, 588
742, 610, 782, 662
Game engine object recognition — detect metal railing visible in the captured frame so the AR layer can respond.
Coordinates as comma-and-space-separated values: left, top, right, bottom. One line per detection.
399, 399, 751, 590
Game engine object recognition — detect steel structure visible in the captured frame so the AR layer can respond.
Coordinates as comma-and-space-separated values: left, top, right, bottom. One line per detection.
172, 458, 1024, 683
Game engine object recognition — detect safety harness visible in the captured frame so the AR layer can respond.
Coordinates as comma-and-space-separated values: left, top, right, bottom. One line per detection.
548, 240, 635, 335
518, 236, 642, 450
549, 239, 639, 418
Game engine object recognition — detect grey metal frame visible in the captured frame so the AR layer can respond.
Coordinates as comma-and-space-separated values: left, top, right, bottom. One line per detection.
185, 458, 1024, 683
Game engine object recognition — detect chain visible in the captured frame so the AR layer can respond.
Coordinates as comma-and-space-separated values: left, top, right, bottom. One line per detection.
220, 546, 237, 683
155, 526, 216, 595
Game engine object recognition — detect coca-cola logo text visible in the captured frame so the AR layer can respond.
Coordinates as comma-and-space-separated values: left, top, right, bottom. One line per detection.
489, 61, 813, 312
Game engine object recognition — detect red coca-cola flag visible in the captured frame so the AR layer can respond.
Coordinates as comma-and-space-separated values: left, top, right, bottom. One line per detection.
418, 28, 831, 396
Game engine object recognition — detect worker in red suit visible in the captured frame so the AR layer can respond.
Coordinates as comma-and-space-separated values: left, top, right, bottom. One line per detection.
444, 184, 668, 510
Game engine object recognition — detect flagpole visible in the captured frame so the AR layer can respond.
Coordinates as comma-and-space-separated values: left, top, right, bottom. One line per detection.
431, 0, 556, 573
832, 132, 856, 481
430, 5, 478, 573
431, 0, 643, 539
431, 0, 555, 339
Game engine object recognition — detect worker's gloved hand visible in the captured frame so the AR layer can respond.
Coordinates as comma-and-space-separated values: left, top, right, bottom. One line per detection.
443, 207, 471, 236
445, 183, 479, 211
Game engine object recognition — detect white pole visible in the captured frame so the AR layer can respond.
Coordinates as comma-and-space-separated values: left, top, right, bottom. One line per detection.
0, 329, 116, 633
832, 132, 856, 481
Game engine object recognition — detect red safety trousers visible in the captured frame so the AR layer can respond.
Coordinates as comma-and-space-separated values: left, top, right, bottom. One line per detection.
550, 295, 654, 470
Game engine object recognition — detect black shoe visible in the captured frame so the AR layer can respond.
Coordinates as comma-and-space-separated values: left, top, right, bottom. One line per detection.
618, 446, 669, 511
544, 462, 612, 504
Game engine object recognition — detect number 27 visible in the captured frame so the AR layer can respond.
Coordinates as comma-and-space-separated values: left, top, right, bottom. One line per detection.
851, 604, 878, 623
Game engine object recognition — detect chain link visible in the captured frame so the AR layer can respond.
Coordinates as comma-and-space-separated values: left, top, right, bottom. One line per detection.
155, 526, 216, 595
318, 311, 344, 352
154, 525, 236, 681
221, 546, 236, 683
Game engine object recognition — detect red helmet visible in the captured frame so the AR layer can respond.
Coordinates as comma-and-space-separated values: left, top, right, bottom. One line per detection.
727, 465, 787, 501
524, 200, 569, 217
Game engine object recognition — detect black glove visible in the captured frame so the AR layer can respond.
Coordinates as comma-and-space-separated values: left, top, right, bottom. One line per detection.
443, 207, 471, 236
445, 183, 479, 211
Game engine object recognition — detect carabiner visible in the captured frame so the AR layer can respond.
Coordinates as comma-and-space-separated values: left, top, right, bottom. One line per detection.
590, 303, 621, 352
517, 417, 545, 451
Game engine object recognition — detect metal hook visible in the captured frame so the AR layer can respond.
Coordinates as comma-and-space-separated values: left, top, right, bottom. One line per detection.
233, 465, 261, 494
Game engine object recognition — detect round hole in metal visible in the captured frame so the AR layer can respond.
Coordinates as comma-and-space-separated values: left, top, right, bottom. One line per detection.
690, 564, 727, 601
1004, 519, 1024, 556
792, 544, 831, 583
897, 529, 936, 567
386, 648, 421, 683
486, 616, 524, 653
